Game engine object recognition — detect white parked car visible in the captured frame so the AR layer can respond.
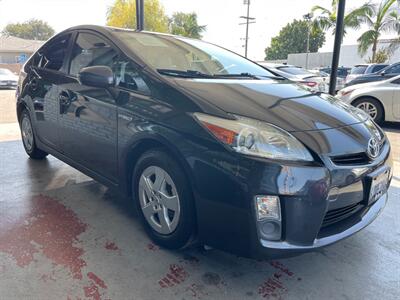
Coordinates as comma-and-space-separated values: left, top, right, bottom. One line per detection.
258, 63, 329, 92
338, 75, 400, 124
0, 68, 18, 89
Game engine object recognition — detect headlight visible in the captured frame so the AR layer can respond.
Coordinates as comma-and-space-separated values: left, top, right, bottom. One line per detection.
194, 113, 313, 161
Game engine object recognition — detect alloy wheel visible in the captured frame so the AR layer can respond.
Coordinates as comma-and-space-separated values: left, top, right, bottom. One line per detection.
21, 115, 34, 152
138, 166, 181, 235
356, 102, 378, 120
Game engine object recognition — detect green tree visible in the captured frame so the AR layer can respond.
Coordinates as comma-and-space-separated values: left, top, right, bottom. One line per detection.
169, 12, 206, 39
366, 48, 390, 63
106, 0, 169, 33
312, 1, 375, 36
1, 19, 54, 40
357, 0, 400, 62
264, 20, 325, 60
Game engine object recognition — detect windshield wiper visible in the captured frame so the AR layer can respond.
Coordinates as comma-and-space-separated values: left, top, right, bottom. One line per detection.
212, 72, 260, 79
157, 69, 213, 78
157, 69, 284, 80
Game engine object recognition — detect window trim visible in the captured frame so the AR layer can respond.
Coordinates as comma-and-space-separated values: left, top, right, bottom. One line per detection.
65, 30, 151, 96
66, 30, 122, 78
35, 32, 74, 75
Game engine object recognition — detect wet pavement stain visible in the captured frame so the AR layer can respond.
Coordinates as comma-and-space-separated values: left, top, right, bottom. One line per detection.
104, 241, 119, 251
158, 264, 189, 288
258, 261, 296, 299
0, 194, 110, 299
0, 194, 88, 279
202, 272, 221, 285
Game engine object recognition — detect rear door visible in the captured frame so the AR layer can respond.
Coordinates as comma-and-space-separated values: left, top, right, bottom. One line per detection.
58, 31, 119, 181
27, 33, 72, 149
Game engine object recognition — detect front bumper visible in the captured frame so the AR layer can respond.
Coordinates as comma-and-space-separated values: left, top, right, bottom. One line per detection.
260, 192, 387, 251
191, 135, 393, 259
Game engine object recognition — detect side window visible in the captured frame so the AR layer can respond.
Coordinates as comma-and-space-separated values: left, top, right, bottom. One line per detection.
38, 34, 71, 71
69, 33, 118, 76
385, 64, 400, 74
114, 60, 150, 94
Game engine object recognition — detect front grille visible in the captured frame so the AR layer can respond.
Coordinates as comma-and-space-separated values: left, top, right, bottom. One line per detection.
322, 202, 363, 228
330, 152, 370, 165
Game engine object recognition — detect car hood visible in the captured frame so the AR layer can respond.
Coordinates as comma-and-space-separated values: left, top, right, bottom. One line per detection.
173, 78, 367, 132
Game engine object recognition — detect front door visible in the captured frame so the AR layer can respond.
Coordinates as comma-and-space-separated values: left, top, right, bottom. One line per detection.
58, 32, 118, 182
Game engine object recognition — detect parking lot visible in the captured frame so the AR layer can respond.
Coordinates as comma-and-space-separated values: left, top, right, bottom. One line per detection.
0, 89, 399, 299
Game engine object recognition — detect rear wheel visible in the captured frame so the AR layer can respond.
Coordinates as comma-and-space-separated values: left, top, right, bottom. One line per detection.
20, 110, 48, 159
133, 149, 196, 249
352, 97, 384, 124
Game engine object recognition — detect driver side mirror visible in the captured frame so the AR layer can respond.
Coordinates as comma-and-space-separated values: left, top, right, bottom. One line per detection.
78, 66, 114, 88
380, 70, 386, 76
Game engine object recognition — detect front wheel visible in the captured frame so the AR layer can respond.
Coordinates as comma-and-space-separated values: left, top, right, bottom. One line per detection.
132, 149, 196, 249
352, 98, 384, 124
20, 110, 48, 159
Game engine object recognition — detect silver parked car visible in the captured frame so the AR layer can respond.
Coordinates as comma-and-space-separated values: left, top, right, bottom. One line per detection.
0, 68, 18, 89
258, 63, 328, 92
338, 74, 400, 124
345, 64, 388, 85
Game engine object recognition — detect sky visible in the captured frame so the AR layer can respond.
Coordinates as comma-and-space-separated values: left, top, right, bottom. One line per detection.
0, 0, 397, 60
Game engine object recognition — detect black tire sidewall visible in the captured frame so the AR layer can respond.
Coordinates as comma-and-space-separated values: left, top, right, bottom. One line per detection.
132, 149, 196, 249
353, 98, 384, 124
20, 110, 35, 155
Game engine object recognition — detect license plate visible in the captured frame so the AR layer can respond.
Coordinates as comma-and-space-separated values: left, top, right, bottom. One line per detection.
369, 169, 390, 204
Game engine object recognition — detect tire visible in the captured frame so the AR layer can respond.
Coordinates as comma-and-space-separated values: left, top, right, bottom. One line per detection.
132, 149, 196, 249
352, 97, 384, 124
20, 109, 48, 159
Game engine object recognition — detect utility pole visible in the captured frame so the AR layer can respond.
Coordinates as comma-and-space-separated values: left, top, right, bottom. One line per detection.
239, 0, 255, 58
303, 13, 313, 69
329, 0, 346, 95
136, 0, 144, 31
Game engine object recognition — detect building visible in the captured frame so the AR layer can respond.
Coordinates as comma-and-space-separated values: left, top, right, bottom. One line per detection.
265, 39, 400, 69
0, 35, 44, 72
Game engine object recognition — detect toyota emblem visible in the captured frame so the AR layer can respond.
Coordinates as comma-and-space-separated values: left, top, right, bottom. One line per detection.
367, 137, 380, 159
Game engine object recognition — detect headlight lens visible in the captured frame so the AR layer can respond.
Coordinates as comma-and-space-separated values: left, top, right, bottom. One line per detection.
194, 113, 313, 161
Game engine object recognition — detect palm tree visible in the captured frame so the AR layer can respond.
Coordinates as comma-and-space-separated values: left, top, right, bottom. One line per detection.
169, 12, 206, 39
357, 0, 400, 62
312, 0, 375, 36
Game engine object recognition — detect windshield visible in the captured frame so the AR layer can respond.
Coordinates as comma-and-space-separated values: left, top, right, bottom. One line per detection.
0, 69, 13, 75
278, 66, 315, 76
350, 65, 367, 74
115, 31, 275, 78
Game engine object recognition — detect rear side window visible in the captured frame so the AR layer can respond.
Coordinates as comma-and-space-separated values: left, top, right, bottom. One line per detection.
350, 65, 367, 74
38, 34, 71, 71
69, 33, 118, 76
372, 65, 387, 73
385, 64, 400, 74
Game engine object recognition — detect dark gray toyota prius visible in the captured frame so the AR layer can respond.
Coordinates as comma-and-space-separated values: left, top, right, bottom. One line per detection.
16, 25, 393, 258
